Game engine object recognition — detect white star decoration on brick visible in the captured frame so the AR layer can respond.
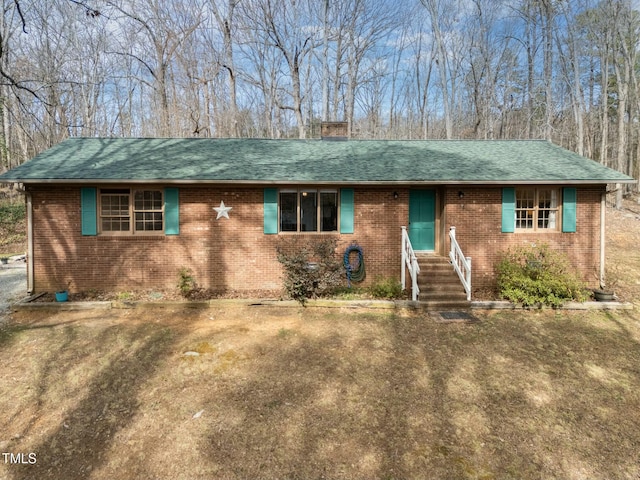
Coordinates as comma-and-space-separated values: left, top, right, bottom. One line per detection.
213, 200, 232, 220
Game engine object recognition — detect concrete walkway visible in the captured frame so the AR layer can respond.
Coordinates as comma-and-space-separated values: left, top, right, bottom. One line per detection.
0, 262, 27, 321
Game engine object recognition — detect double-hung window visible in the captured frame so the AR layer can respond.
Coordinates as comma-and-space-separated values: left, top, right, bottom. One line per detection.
279, 189, 338, 233
515, 188, 560, 231
99, 188, 163, 234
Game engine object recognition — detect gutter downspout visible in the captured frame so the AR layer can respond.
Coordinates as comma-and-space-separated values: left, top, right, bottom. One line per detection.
26, 191, 34, 294
600, 191, 606, 289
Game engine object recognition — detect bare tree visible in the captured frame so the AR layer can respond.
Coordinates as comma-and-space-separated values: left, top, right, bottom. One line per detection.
208, 0, 240, 137
612, 1, 640, 204
421, 0, 453, 138
0, 0, 20, 170
0, 0, 637, 185
320, 0, 329, 122
555, 1, 586, 155
106, 0, 202, 136
340, 0, 395, 137
462, 0, 513, 139
540, 0, 556, 141
241, 0, 318, 139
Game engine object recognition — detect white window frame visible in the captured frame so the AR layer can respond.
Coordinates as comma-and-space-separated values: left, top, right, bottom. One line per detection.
98, 188, 164, 235
515, 187, 561, 232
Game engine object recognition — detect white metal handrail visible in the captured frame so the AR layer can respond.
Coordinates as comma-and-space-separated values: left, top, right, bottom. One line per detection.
401, 226, 420, 301
449, 226, 472, 301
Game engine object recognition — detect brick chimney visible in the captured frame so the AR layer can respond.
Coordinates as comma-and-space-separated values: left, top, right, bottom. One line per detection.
320, 121, 348, 141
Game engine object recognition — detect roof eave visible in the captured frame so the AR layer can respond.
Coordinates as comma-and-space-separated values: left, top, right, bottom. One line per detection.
4, 178, 636, 185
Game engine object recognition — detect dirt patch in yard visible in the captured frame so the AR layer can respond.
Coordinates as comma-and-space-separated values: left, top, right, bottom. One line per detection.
1, 305, 640, 479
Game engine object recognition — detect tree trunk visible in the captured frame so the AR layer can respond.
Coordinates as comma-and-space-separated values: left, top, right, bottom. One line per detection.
210, 0, 239, 137
525, 1, 535, 139
321, 0, 329, 122
614, 62, 628, 209
542, 0, 554, 141
422, 0, 452, 138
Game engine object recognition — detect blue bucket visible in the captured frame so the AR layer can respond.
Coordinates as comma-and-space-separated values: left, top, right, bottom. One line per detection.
55, 291, 68, 302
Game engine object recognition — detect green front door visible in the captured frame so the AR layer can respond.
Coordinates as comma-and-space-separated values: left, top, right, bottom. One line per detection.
409, 190, 436, 251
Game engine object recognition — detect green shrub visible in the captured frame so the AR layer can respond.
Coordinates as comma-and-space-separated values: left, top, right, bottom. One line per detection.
276, 238, 343, 304
497, 244, 588, 307
369, 276, 403, 299
116, 291, 134, 301
177, 267, 197, 298
0, 200, 26, 248
0, 201, 24, 223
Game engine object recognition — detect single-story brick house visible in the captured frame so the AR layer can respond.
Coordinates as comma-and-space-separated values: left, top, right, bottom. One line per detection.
0, 136, 634, 300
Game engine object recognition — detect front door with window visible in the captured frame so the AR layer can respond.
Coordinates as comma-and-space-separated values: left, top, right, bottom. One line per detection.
409, 189, 436, 251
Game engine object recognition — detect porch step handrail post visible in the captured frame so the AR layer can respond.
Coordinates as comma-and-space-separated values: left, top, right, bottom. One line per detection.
449, 226, 472, 301
401, 226, 420, 301
449, 226, 456, 257
466, 257, 472, 301
401, 226, 407, 290
411, 260, 419, 302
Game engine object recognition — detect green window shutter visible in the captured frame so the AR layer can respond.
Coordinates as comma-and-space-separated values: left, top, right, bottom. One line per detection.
501, 187, 515, 233
562, 187, 577, 233
340, 188, 354, 234
264, 188, 278, 234
80, 187, 97, 236
164, 187, 179, 235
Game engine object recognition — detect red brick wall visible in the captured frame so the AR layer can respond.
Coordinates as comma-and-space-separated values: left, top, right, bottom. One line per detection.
27, 184, 603, 296
443, 186, 603, 291
27, 185, 405, 293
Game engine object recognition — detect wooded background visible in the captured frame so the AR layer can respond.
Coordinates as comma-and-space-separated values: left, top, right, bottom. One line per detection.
0, 0, 638, 191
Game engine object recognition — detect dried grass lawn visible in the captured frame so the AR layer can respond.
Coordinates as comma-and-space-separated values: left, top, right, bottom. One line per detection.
1, 197, 640, 479
1, 305, 640, 480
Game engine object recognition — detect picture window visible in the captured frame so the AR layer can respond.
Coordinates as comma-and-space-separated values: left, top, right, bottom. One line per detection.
279, 189, 338, 233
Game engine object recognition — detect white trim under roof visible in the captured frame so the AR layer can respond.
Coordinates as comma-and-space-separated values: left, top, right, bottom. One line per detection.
7, 178, 639, 185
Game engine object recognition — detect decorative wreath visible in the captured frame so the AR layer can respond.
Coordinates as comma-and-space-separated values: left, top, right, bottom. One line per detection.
343, 243, 365, 287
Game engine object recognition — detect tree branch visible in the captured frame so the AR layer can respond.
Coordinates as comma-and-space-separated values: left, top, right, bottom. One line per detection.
13, 0, 27, 33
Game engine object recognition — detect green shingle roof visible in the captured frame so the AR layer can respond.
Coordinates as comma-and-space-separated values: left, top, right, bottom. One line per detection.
0, 137, 634, 184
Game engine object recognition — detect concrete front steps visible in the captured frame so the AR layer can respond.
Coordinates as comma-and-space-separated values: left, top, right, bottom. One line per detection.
415, 254, 471, 309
